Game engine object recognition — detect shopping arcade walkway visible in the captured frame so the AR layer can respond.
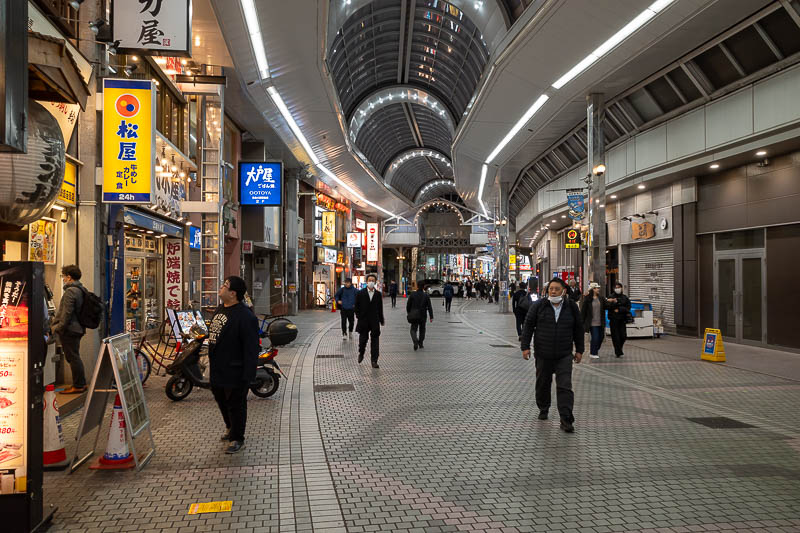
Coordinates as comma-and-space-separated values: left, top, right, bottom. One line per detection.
43, 299, 800, 532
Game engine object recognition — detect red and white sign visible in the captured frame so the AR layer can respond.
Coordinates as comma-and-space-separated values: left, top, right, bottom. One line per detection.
164, 239, 182, 310
346, 232, 361, 248
366, 223, 379, 262
355, 218, 366, 231
242, 240, 253, 254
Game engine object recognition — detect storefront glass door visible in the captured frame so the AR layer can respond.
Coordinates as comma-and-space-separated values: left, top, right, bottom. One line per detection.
714, 251, 765, 344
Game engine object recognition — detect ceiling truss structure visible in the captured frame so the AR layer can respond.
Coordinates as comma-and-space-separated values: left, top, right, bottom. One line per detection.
328, 0, 490, 206
508, 0, 800, 218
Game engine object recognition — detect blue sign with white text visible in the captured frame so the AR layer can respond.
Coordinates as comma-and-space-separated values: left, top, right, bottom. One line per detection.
239, 162, 282, 205
189, 226, 202, 250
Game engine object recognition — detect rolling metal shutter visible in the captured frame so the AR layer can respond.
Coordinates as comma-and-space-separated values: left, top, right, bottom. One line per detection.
628, 240, 674, 327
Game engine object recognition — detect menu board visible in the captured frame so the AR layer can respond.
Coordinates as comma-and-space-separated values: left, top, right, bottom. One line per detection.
167, 309, 207, 340
0, 266, 29, 494
108, 335, 149, 437
27, 218, 57, 265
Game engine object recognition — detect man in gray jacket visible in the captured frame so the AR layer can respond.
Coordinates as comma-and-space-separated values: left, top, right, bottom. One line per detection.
51, 265, 87, 393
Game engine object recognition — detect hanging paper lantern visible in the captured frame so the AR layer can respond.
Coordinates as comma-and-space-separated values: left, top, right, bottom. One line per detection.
0, 101, 66, 227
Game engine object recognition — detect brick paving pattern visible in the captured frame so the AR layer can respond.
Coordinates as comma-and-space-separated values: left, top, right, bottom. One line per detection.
42, 301, 800, 532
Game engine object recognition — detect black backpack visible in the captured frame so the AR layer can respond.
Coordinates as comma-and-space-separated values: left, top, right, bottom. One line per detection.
516, 291, 532, 313
77, 286, 104, 329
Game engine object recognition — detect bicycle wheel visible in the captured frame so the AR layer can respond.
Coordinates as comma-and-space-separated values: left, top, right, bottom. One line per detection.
135, 349, 152, 384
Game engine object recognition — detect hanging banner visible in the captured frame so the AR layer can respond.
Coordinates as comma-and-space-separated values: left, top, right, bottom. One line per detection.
322, 211, 336, 247
567, 190, 585, 221
164, 239, 182, 310
113, 0, 192, 56
366, 223, 379, 262
27, 218, 57, 264
102, 79, 155, 203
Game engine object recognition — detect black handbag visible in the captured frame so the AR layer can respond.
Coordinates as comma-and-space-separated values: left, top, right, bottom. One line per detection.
407, 308, 422, 323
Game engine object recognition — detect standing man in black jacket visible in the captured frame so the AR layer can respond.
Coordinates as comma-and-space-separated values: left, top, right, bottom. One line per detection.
406, 283, 434, 351
606, 281, 632, 357
208, 276, 260, 453
355, 273, 385, 368
520, 277, 584, 433
52, 265, 87, 394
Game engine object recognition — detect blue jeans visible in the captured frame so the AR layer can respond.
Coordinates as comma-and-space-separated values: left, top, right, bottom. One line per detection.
590, 326, 604, 355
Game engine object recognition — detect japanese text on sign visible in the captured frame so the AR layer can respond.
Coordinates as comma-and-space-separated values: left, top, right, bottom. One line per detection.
239, 162, 282, 205
113, 0, 191, 54
366, 223, 379, 262
164, 239, 182, 310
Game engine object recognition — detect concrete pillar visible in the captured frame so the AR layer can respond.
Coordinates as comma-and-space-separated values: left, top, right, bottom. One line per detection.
285, 169, 299, 315
587, 93, 607, 291
398, 246, 405, 296
498, 182, 510, 313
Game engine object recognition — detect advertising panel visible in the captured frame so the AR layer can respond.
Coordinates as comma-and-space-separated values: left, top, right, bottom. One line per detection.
324, 248, 337, 264
27, 218, 57, 265
565, 228, 581, 249
102, 79, 156, 203
238, 162, 282, 206
322, 211, 336, 246
355, 218, 366, 231
57, 160, 77, 206
113, 0, 192, 56
346, 232, 361, 248
189, 226, 202, 250
164, 239, 182, 310
366, 223, 379, 262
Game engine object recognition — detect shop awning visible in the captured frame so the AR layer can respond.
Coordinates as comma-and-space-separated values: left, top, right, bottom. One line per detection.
123, 208, 184, 237
28, 32, 91, 111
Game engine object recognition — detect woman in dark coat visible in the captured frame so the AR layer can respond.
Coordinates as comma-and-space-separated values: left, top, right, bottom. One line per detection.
606, 281, 632, 357
581, 282, 608, 359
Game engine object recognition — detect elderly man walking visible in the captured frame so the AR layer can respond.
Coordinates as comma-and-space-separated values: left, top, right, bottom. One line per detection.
520, 277, 584, 433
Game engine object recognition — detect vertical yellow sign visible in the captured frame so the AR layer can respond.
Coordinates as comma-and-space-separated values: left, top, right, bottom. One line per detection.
58, 160, 77, 206
322, 211, 336, 246
102, 79, 155, 203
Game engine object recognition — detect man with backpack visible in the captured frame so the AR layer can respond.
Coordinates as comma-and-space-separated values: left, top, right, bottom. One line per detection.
511, 281, 531, 339
406, 282, 433, 351
52, 265, 89, 393
520, 277, 584, 433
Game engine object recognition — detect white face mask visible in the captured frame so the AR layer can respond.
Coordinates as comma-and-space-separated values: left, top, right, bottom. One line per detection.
614, 288, 622, 294
549, 295, 563, 304
367, 281, 376, 289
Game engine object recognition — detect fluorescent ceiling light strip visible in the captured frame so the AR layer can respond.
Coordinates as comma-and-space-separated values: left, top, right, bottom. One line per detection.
551, 0, 674, 90
241, 0, 270, 79
267, 86, 319, 166
477, 164, 488, 217
318, 164, 398, 218
485, 94, 549, 165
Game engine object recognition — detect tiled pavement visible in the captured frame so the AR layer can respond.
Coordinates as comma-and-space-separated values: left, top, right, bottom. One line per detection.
43, 300, 800, 532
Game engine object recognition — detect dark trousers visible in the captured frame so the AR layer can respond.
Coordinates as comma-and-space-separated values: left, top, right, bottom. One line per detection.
390, 294, 397, 307
340, 309, 354, 335
445, 297, 452, 312
535, 356, 574, 423
514, 311, 525, 336
610, 319, 627, 355
59, 332, 86, 388
589, 326, 604, 355
410, 321, 426, 345
212, 385, 249, 442
358, 329, 380, 362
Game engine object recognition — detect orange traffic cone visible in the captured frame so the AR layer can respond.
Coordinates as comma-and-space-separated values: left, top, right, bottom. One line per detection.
90, 394, 135, 470
43, 384, 69, 470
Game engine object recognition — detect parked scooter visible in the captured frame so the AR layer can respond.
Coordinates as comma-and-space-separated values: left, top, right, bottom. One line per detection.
165, 317, 297, 401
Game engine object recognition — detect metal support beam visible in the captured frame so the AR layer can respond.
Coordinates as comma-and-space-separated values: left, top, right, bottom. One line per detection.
587, 93, 607, 293
498, 183, 510, 314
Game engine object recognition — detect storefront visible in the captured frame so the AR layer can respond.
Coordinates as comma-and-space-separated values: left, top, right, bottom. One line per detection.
121, 209, 184, 339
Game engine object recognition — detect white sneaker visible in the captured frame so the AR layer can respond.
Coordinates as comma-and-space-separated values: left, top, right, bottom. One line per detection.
342, 333, 347, 339
589, 354, 600, 359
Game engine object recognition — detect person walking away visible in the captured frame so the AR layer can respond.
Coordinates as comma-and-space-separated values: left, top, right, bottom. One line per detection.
389, 280, 398, 308
581, 282, 608, 359
443, 281, 454, 313
511, 282, 531, 339
407, 283, 434, 350
465, 279, 473, 300
493, 280, 500, 304
355, 273, 385, 368
51, 265, 88, 394
520, 277, 583, 432
335, 278, 358, 339
208, 276, 260, 453
606, 282, 631, 357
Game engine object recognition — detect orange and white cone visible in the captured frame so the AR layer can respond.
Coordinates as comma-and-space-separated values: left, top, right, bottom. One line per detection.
90, 394, 135, 470
43, 384, 69, 470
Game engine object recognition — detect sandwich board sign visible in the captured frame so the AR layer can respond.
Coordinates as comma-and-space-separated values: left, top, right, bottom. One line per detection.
701, 328, 726, 362
69, 333, 155, 472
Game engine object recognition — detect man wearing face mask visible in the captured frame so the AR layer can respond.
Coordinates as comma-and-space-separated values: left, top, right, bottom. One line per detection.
606, 282, 632, 357
354, 273, 385, 368
520, 277, 584, 433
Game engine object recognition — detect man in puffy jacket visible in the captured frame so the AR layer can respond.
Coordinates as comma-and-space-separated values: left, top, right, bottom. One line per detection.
51, 265, 87, 394
335, 278, 358, 339
208, 276, 260, 454
520, 277, 584, 433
